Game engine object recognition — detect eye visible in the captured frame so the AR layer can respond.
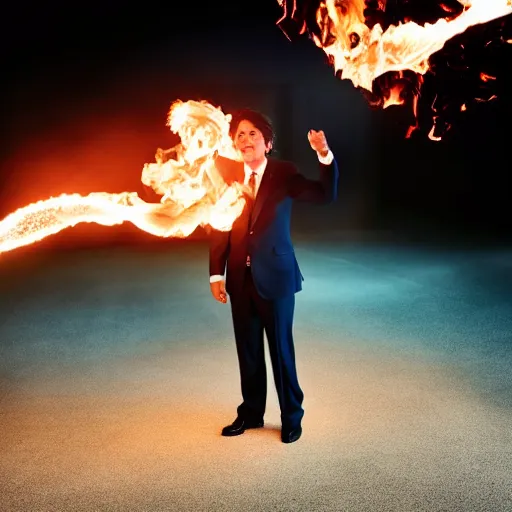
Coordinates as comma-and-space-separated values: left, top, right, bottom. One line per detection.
349, 32, 360, 49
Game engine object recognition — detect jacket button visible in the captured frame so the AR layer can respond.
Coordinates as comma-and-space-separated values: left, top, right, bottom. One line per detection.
249, 230, 254, 235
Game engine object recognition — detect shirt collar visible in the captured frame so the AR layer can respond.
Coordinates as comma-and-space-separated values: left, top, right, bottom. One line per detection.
244, 157, 267, 177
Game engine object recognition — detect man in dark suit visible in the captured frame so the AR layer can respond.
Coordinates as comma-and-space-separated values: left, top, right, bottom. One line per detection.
209, 109, 339, 443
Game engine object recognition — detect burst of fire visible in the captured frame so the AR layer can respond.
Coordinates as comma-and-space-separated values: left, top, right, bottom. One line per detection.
277, 0, 512, 139
0, 100, 246, 254
304, 0, 511, 91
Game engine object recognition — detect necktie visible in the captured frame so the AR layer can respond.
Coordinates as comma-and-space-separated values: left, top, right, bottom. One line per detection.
248, 171, 257, 199
246, 171, 258, 268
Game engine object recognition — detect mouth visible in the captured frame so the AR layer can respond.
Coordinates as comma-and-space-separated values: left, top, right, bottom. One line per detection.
241, 146, 254, 153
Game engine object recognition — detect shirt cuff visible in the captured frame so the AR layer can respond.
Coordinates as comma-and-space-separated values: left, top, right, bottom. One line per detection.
210, 274, 224, 283
318, 149, 334, 165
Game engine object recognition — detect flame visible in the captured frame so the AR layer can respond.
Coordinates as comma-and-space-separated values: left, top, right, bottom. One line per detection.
475, 94, 498, 102
428, 122, 443, 141
0, 100, 246, 254
383, 83, 406, 108
277, 0, 511, 138
480, 72, 497, 82
304, 0, 512, 92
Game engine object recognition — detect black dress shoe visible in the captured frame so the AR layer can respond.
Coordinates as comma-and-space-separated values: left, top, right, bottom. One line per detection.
281, 425, 302, 444
221, 417, 264, 437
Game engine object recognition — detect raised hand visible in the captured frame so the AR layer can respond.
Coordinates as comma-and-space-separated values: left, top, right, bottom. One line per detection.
307, 129, 330, 157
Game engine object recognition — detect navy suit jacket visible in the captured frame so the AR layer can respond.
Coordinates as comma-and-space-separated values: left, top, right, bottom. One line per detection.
209, 155, 339, 300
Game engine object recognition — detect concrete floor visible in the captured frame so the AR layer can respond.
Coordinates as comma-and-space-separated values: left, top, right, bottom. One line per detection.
0, 231, 511, 511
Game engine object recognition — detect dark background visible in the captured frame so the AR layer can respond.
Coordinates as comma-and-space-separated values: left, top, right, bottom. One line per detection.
1, 1, 511, 249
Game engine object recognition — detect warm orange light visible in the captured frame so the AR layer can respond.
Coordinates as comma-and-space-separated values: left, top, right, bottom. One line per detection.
480, 72, 497, 82
383, 84, 406, 109
0, 100, 247, 254
307, 0, 511, 92
279, 0, 512, 139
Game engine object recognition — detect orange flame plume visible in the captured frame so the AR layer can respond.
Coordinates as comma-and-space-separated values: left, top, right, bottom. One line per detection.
301, 0, 511, 91
0, 100, 246, 254
277, 0, 512, 138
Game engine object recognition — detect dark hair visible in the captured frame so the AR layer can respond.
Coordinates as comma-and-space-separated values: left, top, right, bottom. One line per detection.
229, 109, 275, 149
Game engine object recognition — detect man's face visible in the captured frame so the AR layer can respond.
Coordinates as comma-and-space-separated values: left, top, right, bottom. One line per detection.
233, 120, 272, 166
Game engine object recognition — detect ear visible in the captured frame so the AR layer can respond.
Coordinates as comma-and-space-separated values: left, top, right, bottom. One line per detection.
265, 141, 273, 154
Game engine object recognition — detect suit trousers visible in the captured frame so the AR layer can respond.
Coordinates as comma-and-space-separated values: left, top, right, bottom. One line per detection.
229, 267, 304, 429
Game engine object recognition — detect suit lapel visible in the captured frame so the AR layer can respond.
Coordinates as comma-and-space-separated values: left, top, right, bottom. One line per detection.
250, 158, 274, 230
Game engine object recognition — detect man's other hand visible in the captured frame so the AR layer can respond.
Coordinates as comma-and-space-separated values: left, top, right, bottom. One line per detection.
308, 129, 330, 157
210, 280, 228, 303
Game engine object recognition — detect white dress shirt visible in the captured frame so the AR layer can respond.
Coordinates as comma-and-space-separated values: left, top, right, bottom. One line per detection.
210, 149, 334, 283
